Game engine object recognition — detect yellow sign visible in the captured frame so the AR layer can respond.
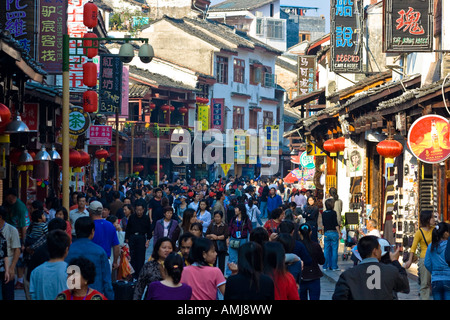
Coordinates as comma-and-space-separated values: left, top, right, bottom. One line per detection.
220, 163, 231, 176
197, 104, 210, 131
306, 141, 326, 156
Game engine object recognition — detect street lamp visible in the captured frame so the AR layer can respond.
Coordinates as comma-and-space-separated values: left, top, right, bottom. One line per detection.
62, 35, 153, 209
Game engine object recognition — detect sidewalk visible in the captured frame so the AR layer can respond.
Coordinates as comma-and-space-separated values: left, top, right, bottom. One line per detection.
321, 242, 421, 300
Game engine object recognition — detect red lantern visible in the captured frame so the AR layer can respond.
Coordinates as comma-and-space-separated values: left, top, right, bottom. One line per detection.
0, 103, 11, 128
334, 137, 346, 153
78, 150, 91, 167
83, 62, 97, 87
83, 32, 98, 58
376, 139, 403, 158
110, 153, 122, 162
179, 106, 188, 115
133, 163, 144, 173
83, 1, 98, 28
323, 139, 337, 153
149, 103, 156, 111
95, 149, 109, 160
169, 105, 175, 113
69, 149, 81, 167
83, 90, 98, 113
161, 104, 170, 113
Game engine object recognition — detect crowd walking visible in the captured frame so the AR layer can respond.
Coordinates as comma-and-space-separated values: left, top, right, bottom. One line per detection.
0, 175, 449, 301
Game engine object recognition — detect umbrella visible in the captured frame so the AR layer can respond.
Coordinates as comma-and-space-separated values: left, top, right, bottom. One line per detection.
291, 168, 303, 179
284, 172, 298, 184
290, 155, 300, 164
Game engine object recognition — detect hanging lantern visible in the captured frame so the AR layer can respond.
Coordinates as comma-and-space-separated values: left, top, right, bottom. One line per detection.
334, 137, 346, 153
83, 62, 97, 87
110, 153, 122, 162
78, 150, 91, 167
83, 32, 98, 58
83, 90, 98, 113
133, 163, 144, 173
69, 149, 81, 167
179, 106, 188, 115
83, 0, 98, 28
169, 105, 175, 113
376, 139, 403, 158
161, 104, 170, 113
0, 103, 11, 128
95, 149, 109, 160
323, 139, 337, 153
149, 103, 156, 111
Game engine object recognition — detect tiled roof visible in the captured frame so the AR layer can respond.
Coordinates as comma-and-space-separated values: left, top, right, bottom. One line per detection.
209, 0, 275, 12
128, 84, 151, 98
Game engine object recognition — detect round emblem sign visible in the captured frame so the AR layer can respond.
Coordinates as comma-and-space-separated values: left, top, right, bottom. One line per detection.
69, 106, 90, 136
407, 114, 450, 164
300, 151, 315, 169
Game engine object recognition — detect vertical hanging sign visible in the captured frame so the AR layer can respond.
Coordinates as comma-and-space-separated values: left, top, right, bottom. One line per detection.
383, 0, 433, 52
330, 0, 364, 73
297, 55, 316, 96
99, 54, 123, 115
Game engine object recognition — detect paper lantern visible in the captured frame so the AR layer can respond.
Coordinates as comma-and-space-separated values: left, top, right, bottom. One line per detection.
83, 62, 97, 87
169, 105, 175, 113
0, 103, 11, 128
334, 137, 346, 153
83, 90, 98, 113
376, 139, 403, 158
161, 104, 170, 113
133, 163, 144, 173
179, 106, 188, 115
110, 153, 122, 162
78, 150, 91, 167
95, 149, 109, 160
83, 1, 98, 28
69, 149, 81, 167
149, 103, 156, 111
83, 32, 98, 58
323, 139, 337, 153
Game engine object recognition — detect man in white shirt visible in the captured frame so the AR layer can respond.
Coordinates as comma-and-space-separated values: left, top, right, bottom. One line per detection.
360, 219, 381, 238
69, 194, 89, 239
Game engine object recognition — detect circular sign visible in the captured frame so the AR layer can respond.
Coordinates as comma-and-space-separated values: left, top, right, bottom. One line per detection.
407, 114, 450, 164
300, 151, 315, 169
69, 106, 91, 136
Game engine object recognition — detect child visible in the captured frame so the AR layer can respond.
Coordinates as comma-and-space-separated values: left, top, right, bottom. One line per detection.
25, 209, 48, 249
55, 207, 72, 242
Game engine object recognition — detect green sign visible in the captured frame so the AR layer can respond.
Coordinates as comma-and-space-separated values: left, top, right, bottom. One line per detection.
69, 106, 90, 135
300, 151, 315, 169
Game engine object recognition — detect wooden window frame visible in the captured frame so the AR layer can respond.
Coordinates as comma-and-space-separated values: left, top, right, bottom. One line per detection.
216, 56, 229, 84
233, 58, 245, 83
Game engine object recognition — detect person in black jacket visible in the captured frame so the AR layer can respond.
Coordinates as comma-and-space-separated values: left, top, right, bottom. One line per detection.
332, 235, 409, 300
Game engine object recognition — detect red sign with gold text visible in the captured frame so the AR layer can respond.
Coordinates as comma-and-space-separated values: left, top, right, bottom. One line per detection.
407, 115, 450, 164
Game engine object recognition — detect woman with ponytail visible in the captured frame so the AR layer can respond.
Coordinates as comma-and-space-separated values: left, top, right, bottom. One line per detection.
424, 222, 450, 300
145, 252, 192, 300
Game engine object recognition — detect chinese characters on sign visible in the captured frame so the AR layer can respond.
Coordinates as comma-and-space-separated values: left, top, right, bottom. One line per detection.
384, 0, 433, 52
38, 0, 66, 73
0, 0, 36, 57
330, 0, 364, 73
99, 54, 123, 115
297, 55, 316, 96
69, 106, 90, 136
197, 104, 210, 131
87, 125, 113, 146
22, 103, 39, 131
211, 99, 225, 132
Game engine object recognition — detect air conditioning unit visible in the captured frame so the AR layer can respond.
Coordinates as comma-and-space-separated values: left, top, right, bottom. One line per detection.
255, 11, 263, 17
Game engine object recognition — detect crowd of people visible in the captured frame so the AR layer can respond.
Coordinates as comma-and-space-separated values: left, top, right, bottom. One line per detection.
0, 174, 449, 300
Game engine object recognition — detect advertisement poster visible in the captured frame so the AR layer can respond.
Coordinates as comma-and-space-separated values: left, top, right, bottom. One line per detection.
407, 114, 450, 164
347, 148, 364, 177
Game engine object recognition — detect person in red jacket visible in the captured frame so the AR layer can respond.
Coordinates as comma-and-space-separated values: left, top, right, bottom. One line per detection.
263, 241, 300, 300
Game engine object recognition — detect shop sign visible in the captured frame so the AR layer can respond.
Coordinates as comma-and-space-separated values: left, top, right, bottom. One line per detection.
407, 115, 450, 164
306, 141, 326, 156
330, 0, 364, 73
383, 0, 433, 52
99, 54, 123, 114
300, 151, 315, 169
211, 98, 225, 132
69, 106, 90, 135
297, 55, 316, 96
87, 125, 112, 146
197, 104, 210, 131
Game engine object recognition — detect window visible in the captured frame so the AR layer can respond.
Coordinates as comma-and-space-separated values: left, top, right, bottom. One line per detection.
250, 64, 262, 85
216, 56, 228, 84
256, 18, 264, 35
263, 66, 276, 88
263, 111, 273, 126
249, 109, 258, 129
266, 19, 284, 39
233, 106, 245, 129
233, 59, 245, 83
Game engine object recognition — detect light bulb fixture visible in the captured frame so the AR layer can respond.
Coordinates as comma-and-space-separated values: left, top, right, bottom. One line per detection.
49, 145, 61, 160
19, 149, 34, 163
5, 115, 29, 133
35, 146, 52, 161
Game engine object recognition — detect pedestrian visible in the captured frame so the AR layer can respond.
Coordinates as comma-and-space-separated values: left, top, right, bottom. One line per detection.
153, 206, 180, 245
124, 199, 152, 280
302, 196, 319, 242
56, 256, 108, 300
205, 211, 229, 274
332, 235, 409, 300
175, 195, 188, 223
249, 227, 269, 248
259, 180, 270, 219
188, 192, 200, 212
68, 193, 89, 240
0, 223, 10, 295
180, 237, 226, 300
177, 232, 195, 266
65, 216, 114, 300
189, 222, 203, 238
120, 203, 134, 232
267, 187, 282, 220
180, 208, 196, 236
145, 252, 192, 300
55, 207, 72, 242
359, 219, 381, 238
29, 230, 70, 300
424, 222, 450, 300
328, 187, 343, 227
276, 233, 302, 285
24, 209, 48, 250
148, 187, 164, 232
246, 199, 263, 229
226, 203, 252, 278
0, 205, 21, 300
263, 241, 300, 300
263, 208, 284, 239
133, 237, 174, 300
109, 191, 123, 217
89, 201, 120, 271
211, 192, 226, 220
404, 210, 435, 300
224, 242, 274, 300
195, 200, 211, 235
322, 198, 340, 271
298, 223, 325, 300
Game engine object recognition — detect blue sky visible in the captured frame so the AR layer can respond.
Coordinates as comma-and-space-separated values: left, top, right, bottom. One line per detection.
209, 0, 331, 31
